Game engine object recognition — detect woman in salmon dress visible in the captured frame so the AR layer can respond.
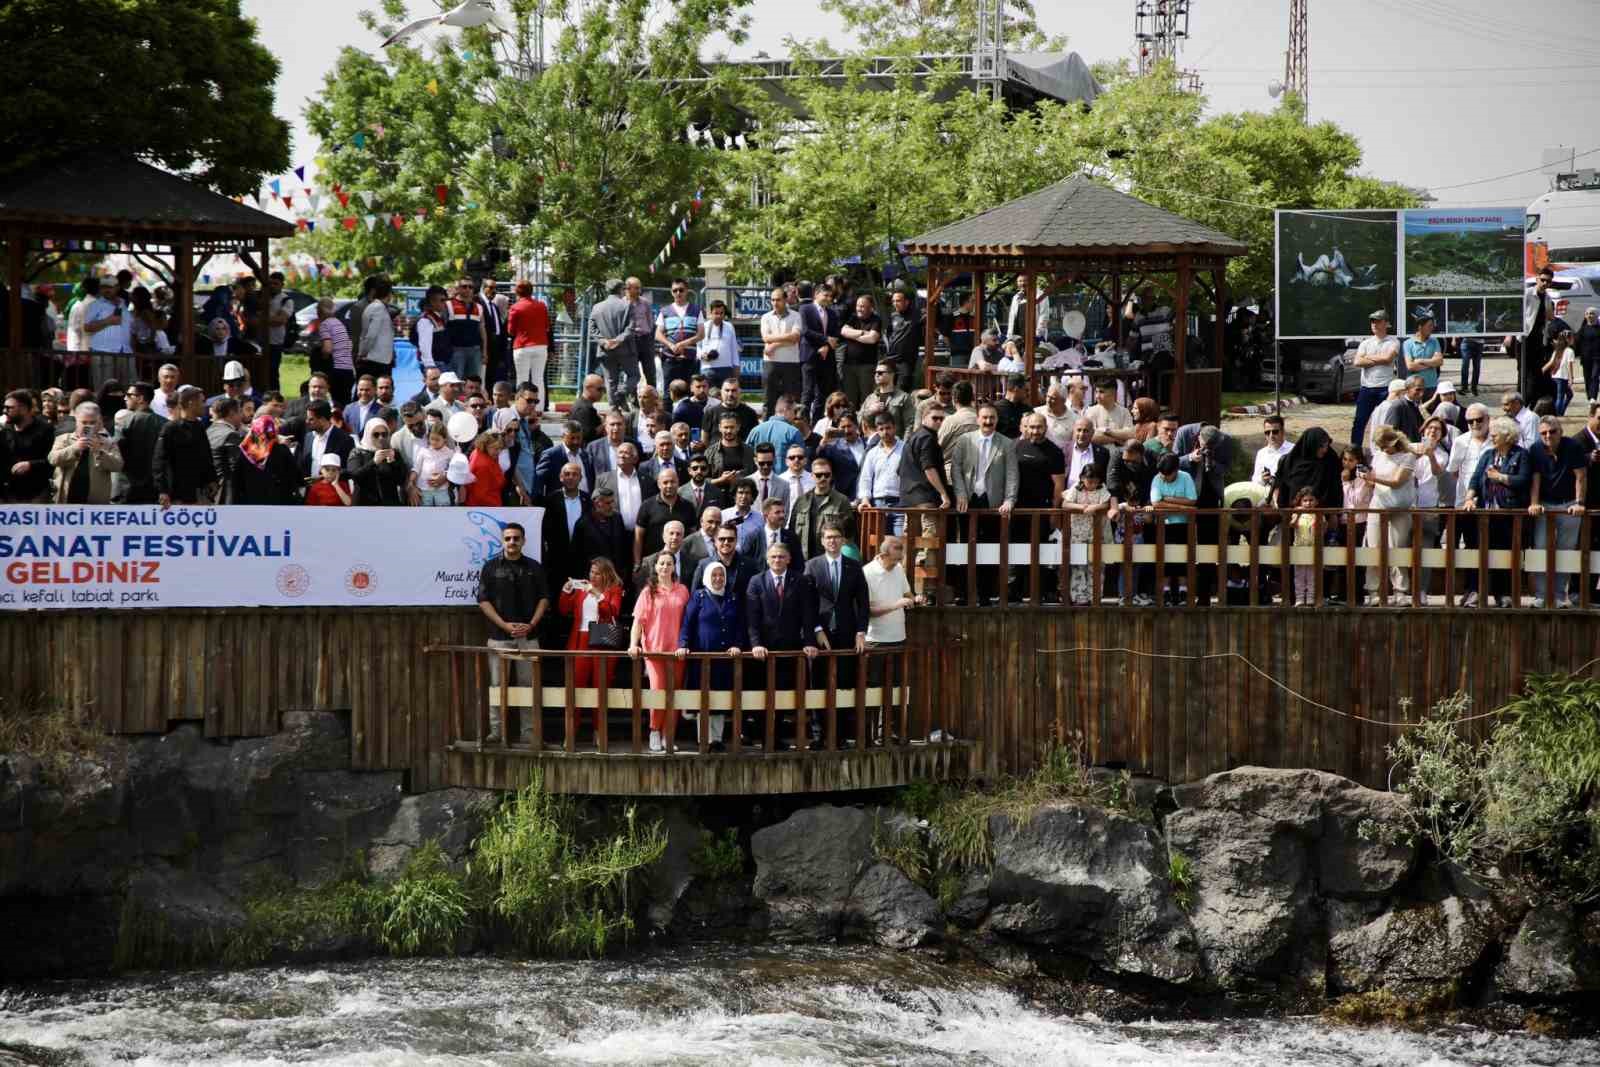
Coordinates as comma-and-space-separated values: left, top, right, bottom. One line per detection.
628, 552, 689, 753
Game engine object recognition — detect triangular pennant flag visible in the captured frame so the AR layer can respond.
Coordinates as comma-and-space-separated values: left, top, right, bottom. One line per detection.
294, 165, 306, 182
414, 209, 427, 222
336, 191, 351, 208
295, 218, 308, 232
364, 214, 378, 231
454, 258, 464, 270
391, 214, 405, 230
461, 50, 474, 61
306, 220, 317, 232
270, 178, 281, 196
282, 194, 293, 209
359, 190, 377, 209
425, 78, 439, 95
434, 184, 448, 205
372, 123, 385, 139
342, 217, 357, 231
352, 131, 367, 148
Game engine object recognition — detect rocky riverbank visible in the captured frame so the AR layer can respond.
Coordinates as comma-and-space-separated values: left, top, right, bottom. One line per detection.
3, 713, 1597, 1030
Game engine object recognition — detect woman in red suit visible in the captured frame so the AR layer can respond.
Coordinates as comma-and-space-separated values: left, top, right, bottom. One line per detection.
559, 558, 624, 740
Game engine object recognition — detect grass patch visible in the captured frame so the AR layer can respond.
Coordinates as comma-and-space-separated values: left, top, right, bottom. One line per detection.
892, 734, 1149, 882
1168, 850, 1196, 912
1221, 390, 1285, 409
0, 697, 104, 777
216, 774, 666, 966
1325, 986, 1457, 1024
280, 353, 309, 399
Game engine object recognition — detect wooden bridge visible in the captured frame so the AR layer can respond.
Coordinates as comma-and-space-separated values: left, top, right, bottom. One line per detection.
8, 591, 1599, 794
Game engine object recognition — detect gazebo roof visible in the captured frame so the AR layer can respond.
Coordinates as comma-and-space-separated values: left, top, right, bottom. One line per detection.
902, 175, 1247, 258
0, 157, 293, 240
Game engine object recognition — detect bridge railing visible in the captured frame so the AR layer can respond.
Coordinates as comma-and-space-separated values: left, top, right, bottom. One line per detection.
424, 644, 946, 756
859, 504, 1600, 610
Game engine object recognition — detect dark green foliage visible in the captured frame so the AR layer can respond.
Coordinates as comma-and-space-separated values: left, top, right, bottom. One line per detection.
0, 0, 290, 194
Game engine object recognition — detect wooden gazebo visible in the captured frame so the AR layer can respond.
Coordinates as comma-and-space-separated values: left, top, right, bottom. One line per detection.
0, 157, 294, 392
903, 175, 1248, 425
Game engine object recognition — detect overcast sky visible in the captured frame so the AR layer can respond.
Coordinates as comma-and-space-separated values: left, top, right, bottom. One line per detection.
244, 0, 1600, 212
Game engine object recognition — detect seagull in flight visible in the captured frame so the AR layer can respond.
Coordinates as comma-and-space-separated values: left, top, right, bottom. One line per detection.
383, 0, 512, 48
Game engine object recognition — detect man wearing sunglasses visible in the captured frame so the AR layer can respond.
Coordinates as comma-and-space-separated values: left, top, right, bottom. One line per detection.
692, 521, 759, 600
655, 278, 704, 392
1445, 403, 1493, 605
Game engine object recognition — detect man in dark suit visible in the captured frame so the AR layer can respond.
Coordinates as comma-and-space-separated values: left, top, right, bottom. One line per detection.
295, 400, 355, 483
797, 281, 838, 424
540, 461, 591, 580
583, 410, 629, 475
681, 503, 722, 573
536, 420, 597, 496
638, 430, 689, 487
746, 541, 819, 746
574, 487, 631, 578
738, 496, 802, 566
691, 522, 759, 600
804, 521, 869, 711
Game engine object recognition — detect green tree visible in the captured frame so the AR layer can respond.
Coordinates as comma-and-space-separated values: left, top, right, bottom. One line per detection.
1, 0, 289, 194
811, 0, 1063, 53
462, 0, 751, 288
300, 1, 506, 283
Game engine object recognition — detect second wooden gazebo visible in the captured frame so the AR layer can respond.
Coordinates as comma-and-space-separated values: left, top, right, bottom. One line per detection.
903, 175, 1247, 425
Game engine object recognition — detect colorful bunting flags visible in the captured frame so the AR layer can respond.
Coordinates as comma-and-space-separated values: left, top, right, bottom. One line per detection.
353, 132, 367, 148
294, 165, 306, 182
364, 214, 378, 231
425, 78, 439, 95
434, 184, 448, 205
342, 217, 357, 231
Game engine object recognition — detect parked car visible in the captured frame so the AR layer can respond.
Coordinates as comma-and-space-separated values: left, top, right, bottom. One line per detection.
1289, 338, 1358, 402
1526, 266, 1600, 334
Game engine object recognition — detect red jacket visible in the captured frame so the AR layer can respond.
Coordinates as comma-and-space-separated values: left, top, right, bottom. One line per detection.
507, 296, 551, 350
463, 449, 506, 506
559, 582, 623, 649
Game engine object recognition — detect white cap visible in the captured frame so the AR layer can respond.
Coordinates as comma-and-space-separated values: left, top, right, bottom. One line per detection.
446, 451, 475, 486
222, 360, 248, 381
1435, 380, 1456, 395
437, 371, 463, 385
1387, 379, 1407, 395
319, 453, 342, 470
447, 410, 480, 444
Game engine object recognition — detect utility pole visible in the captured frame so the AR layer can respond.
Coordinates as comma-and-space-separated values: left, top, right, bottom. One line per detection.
1285, 0, 1308, 110
975, 0, 1005, 101
1135, 1, 1201, 93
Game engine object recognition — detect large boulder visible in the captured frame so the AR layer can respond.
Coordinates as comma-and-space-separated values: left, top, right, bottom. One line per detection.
639, 805, 708, 932
751, 805, 874, 940
1166, 767, 1419, 990
846, 862, 941, 949
121, 862, 248, 960
0, 750, 131, 895
986, 801, 1199, 983
1495, 906, 1600, 999
1326, 867, 1500, 999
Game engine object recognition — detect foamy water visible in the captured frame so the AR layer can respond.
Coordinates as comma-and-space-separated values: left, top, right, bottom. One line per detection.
0, 948, 1592, 1066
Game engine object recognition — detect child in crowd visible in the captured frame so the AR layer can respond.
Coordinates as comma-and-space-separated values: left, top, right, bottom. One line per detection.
305, 454, 353, 505
1341, 445, 1373, 536
415, 424, 456, 506
1542, 332, 1577, 415
1289, 486, 1320, 606
1062, 462, 1114, 606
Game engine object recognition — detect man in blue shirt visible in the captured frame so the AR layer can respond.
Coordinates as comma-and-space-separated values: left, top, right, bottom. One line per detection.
745, 394, 803, 455
1528, 414, 1589, 607
1403, 313, 1445, 393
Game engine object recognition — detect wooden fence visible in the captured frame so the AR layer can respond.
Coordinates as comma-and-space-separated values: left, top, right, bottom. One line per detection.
910, 607, 1600, 788
861, 505, 1600, 611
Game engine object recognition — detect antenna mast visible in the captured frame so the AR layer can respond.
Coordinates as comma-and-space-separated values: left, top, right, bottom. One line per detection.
1284, 0, 1308, 109
1135, 1, 1201, 92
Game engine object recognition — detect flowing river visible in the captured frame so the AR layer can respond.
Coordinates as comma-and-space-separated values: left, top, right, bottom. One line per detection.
1, 947, 1593, 1066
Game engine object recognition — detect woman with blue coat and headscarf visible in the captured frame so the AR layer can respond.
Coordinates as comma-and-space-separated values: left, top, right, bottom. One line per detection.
675, 560, 743, 750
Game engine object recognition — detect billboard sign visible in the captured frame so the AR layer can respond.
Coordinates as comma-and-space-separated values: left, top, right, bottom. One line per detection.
1275, 207, 1525, 340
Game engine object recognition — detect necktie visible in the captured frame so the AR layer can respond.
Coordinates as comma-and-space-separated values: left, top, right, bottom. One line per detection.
978, 436, 991, 487
761, 477, 769, 501
775, 574, 784, 604
831, 558, 839, 595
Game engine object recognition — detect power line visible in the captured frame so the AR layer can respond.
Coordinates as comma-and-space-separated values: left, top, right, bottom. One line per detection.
1427, 145, 1600, 192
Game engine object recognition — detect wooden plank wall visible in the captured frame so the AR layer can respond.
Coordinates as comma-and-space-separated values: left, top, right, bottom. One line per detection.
6, 606, 1596, 795
0, 607, 485, 794
909, 608, 1600, 790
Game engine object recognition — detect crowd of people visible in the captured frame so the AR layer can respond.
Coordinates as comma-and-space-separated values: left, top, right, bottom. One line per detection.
5, 271, 1600, 750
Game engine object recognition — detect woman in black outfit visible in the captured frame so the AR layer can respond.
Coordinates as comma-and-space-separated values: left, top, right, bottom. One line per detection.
347, 418, 412, 505
230, 414, 300, 504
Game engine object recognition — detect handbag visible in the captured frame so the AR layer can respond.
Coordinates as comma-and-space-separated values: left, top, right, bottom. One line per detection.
586, 620, 626, 650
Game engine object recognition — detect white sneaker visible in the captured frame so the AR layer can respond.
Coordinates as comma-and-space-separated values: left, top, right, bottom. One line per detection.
649, 730, 663, 753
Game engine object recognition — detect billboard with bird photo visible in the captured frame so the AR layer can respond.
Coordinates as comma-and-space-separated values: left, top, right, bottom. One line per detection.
1275, 210, 1398, 339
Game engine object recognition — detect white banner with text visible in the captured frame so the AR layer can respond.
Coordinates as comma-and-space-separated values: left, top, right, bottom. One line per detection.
0, 505, 544, 611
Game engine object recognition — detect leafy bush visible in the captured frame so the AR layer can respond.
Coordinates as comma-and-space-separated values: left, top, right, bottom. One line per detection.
0, 697, 103, 778
1367, 677, 1600, 905
689, 828, 745, 883
872, 812, 932, 887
